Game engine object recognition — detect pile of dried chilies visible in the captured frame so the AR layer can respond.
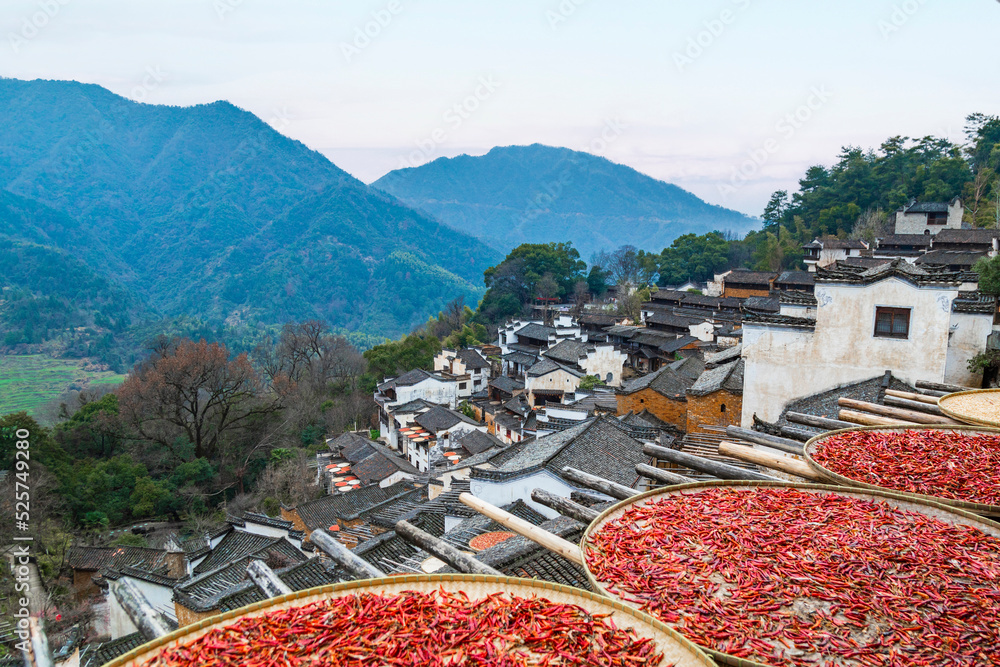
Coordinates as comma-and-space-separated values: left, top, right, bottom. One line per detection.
586, 487, 1000, 666
142, 589, 667, 667
813, 429, 1000, 506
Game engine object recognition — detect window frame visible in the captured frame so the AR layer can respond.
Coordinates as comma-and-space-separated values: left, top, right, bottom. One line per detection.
873, 306, 911, 340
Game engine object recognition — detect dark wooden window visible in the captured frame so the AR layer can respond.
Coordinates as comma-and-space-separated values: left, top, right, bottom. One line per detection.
874, 307, 910, 339
927, 212, 948, 225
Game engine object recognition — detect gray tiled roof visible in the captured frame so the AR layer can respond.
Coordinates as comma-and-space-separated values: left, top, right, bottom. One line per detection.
953, 291, 998, 314
688, 359, 744, 397
484, 417, 647, 489
515, 323, 558, 341
878, 234, 933, 248
905, 201, 950, 213
81, 632, 147, 667
933, 229, 1000, 246
725, 269, 777, 285
659, 336, 699, 354
776, 270, 815, 286
915, 250, 986, 268
351, 440, 421, 485
619, 367, 694, 399
526, 358, 584, 378
453, 430, 504, 456
414, 406, 479, 433
294, 481, 418, 530
743, 296, 780, 313
489, 376, 524, 395
620, 410, 670, 430
68, 546, 170, 573
704, 344, 742, 366
818, 258, 962, 287
331, 432, 377, 461
194, 531, 306, 574
503, 350, 539, 366
457, 348, 490, 370
646, 312, 699, 329
542, 339, 590, 364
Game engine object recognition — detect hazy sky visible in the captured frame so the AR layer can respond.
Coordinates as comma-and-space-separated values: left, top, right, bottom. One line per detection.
3, 0, 999, 216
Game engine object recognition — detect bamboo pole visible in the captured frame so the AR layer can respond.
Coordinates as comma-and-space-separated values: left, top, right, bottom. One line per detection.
635, 463, 695, 486
883, 395, 950, 416
311, 528, 386, 580
560, 467, 640, 501
394, 520, 502, 576
531, 489, 600, 524
916, 380, 972, 394
725, 426, 805, 455
838, 409, 917, 427
837, 398, 959, 425
718, 441, 824, 481
643, 444, 781, 481
884, 389, 940, 406
459, 493, 585, 567
786, 412, 856, 431
247, 560, 293, 598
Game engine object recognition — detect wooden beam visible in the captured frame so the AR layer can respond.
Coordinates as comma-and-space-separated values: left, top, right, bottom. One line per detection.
725, 426, 804, 455
113, 580, 173, 641
531, 489, 599, 524
916, 380, 972, 394
718, 441, 824, 481
915, 387, 949, 398
635, 463, 695, 486
838, 409, 917, 427
778, 425, 818, 442
883, 395, 950, 417
459, 493, 585, 567
23, 618, 54, 667
559, 467, 639, 501
884, 389, 940, 406
247, 560, 293, 598
786, 412, 856, 432
837, 398, 960, 425
643, 443, 781, 481
395, 520, 502, 576
311, 528, 385, 580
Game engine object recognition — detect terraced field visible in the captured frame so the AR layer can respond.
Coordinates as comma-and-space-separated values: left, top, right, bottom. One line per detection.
0, 355, 126, 420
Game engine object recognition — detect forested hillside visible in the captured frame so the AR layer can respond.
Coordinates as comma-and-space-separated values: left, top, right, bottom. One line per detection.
374, 144, 758, 259
0, 78, 500, 342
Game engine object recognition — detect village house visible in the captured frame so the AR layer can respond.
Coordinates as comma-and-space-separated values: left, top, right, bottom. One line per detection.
282, 480, 420, 546
802, 238, 870, 272
741, 259, 996, 424
375, 369, 459, 447
540, 339, 628, 386
321, 432, 421, 490
773, 270, 815, 294
892, 198, 964, 235
433, 347, 493, 399
615, 363, 698, 432
467, 416, 652, 519
721, 269, 777, 298
685, 346, 744, 435
874, 234, 933, 259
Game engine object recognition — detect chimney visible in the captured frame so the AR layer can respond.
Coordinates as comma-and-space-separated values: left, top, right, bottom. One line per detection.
164, 538, 186, 579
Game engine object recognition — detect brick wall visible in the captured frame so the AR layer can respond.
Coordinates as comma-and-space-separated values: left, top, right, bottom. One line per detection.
73, 570, 99, 601
687, 390, 743, 435
281, 507, 307, 534
175, 602, 218, 628
723, 286, 770, 299
616, 389, 687, 431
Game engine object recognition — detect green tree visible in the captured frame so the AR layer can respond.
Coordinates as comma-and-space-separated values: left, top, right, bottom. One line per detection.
363, 333, 442, 382
657, 232, 732, 285
974, 255, 1000, 295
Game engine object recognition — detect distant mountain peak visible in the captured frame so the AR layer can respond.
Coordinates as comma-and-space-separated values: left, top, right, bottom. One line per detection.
374, 144, 757, 258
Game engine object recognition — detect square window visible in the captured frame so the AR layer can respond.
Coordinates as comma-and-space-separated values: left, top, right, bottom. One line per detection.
874, 307, 910, 339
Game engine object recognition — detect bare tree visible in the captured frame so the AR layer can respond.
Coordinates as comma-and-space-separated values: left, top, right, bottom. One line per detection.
850, 208, 892, 245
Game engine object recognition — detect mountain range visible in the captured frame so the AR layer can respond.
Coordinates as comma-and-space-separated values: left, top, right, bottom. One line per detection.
0, 78, 500, 346
1, 78, 756, 360
374, 145, 758, 259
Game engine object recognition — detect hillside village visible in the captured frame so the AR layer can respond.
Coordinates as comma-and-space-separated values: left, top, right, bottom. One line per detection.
46, 197, 1000, 666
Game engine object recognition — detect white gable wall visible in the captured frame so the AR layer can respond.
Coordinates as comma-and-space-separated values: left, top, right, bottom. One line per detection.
742, 278, 985, 424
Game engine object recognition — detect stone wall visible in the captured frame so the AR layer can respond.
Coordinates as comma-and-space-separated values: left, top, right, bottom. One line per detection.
687, 390, 742, 435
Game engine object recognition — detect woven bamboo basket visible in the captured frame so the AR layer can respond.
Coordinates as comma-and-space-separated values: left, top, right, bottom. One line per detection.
803, 424, 1000, 516
580, 481, 1000, 667
104, 574, 714, 667
938, 388, 1000, 427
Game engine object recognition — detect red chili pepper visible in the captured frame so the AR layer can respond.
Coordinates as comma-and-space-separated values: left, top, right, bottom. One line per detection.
814, 429, 1000, 506
143, 589, 669, 667
586, 486, 1000, 667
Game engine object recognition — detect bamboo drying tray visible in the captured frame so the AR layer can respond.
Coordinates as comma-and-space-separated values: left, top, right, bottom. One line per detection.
580, 481, 1000, 667
104, 574, 714, 667
803, 424, 1000, 516
938, 388, 1000, 427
